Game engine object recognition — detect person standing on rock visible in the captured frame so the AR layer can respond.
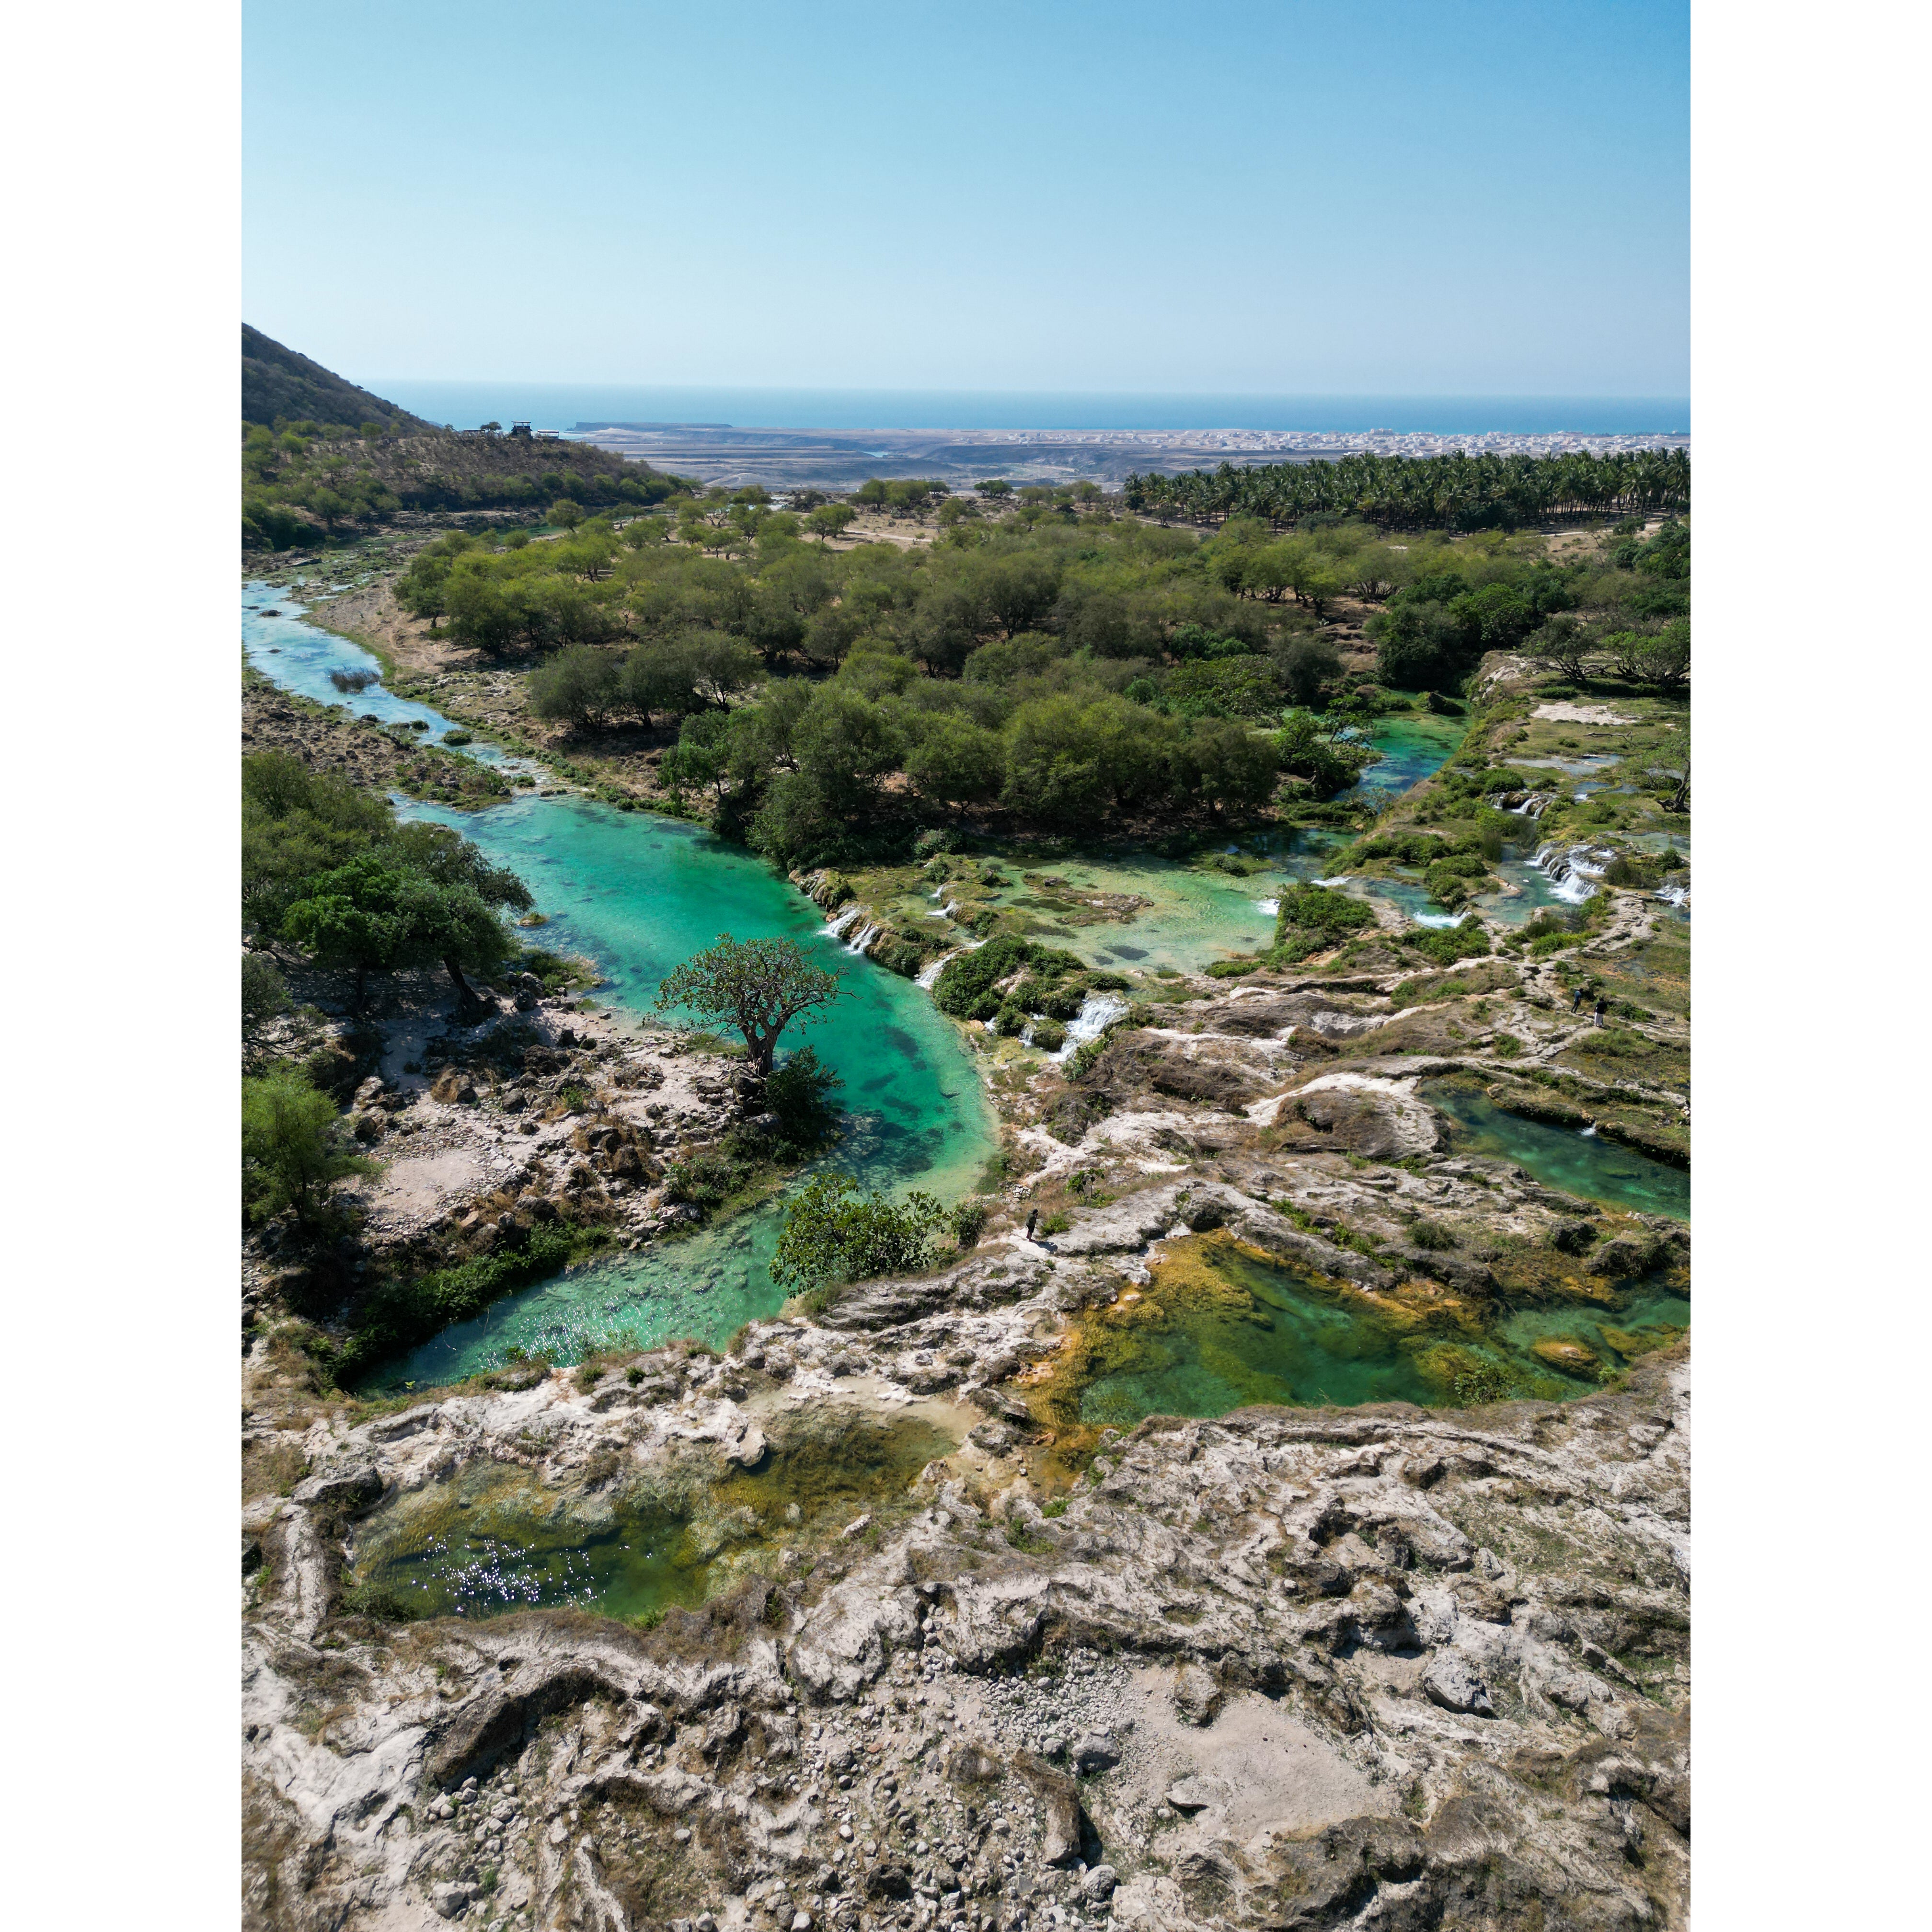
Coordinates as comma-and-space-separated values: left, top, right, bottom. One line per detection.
1025, 1208, 1039, 1242
1593, 997, 1607, 1027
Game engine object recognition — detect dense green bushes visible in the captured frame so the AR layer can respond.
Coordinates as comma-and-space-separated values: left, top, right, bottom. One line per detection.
1271, 884, 1377, 961
932, 936, 1085, 1021
244, 751, 534, 1003
771, 1173, 950, 1300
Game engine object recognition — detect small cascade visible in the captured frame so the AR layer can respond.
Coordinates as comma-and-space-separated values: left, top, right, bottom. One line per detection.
845, 921, 882, 956
1414, 909, 1470, 929
1655, 882, 1690, 908
822, 904, 863, 941
1530, 843, 1610, 906
1256, 898, 1280, 917
914, 950, 958, 990
1048, 992, 1131, 1065
1489, 788, 1556, 818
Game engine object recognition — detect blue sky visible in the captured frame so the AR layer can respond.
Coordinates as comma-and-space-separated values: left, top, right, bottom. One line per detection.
244, 1, 1688, 397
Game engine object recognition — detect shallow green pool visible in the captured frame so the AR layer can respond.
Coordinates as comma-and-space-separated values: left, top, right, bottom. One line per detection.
1066, 1238, 1686, 1433
351, 1414, 957, 1622
1426, 1082, 1689, 1221
379, 796, 997, 1387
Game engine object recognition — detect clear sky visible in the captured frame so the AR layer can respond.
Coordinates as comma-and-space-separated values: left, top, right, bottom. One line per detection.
244, 0, 1688, 398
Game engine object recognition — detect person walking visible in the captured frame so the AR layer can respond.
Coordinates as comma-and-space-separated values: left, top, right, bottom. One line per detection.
1572, 986, 1586, 1013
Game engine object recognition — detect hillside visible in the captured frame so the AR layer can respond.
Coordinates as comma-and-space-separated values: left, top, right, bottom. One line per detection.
242, 325, 432, 433
241, 328, 690, 549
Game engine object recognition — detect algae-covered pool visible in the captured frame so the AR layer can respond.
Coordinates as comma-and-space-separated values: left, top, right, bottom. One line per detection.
1044, 1235, 1687, 1436
1426, 1082, 1689, 1221
351, 1412, 957, 1623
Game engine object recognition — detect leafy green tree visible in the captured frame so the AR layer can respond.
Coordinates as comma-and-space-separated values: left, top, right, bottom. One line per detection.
1528, 614, 1594, 683
655, 934, 848, 1076
1607, 618, 1690, 690
549, 498, 585, 532
279, 854, 414, 1006
1173, 718, 1280, 819
976, 479, 1013, 497
853, 480, 887, 510
659, 711, 734, 804
1000, 695, 1108, 827
906, 715, 1006, 815
242, 953, 290, 1057
620, 638, 703, 724
793, 687, 904, 813
1367, 598, 1466, 691
1272, 635, 1341, 707
242, 1070, 372, 1226
1163, 656, 1283, 723
763, 1046, 843, 1144
807, 503, 857, 544
528, 644, 621, 727
1274, 711, 1378, 798
771, 1172, 948, 1296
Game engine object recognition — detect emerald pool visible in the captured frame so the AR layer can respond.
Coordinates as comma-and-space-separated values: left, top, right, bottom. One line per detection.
1059, 1236, 1686, 1434
1426, 1082, 1689, 1221
241, 583, 995, 1387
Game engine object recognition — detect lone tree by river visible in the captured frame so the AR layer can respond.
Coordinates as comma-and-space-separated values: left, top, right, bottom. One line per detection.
655, 933, 847, 1076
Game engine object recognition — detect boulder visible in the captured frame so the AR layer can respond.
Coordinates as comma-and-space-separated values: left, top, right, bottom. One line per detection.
1072, 1731, 1120, 1774
1080, 1864, 1120, 1904
428, 1881, 476, 1919
1172, 1661, 1224, 1727
1422, 1650, 1495, 1717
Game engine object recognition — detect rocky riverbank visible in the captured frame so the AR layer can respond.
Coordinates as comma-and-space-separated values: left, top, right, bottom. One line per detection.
243, 1204, 1689, 1932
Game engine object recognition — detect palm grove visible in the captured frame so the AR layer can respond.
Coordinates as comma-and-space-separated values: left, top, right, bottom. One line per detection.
385, 454, 1689, 871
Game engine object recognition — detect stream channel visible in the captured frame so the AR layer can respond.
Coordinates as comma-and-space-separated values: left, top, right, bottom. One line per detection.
248, 575, 1686, 1618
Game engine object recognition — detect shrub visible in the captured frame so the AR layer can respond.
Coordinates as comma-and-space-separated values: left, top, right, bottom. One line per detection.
242, 1069, 370, 1225
932, 935, 1083, 1021
953, 1197, 992, 1248
771, 1173, 950, 1293
764, 1046, 843, 1145
1406, 924, 1492, 968
1271, 883, 1375, 959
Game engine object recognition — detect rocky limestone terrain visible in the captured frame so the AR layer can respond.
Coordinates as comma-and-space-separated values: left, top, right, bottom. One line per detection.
242, 1176, 1689, 1932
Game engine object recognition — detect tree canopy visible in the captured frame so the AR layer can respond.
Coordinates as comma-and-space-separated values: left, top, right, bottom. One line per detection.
654, 934, 848, 1075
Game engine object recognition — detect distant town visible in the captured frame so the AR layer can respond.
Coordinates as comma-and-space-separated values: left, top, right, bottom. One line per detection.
564, 419, 1689, 493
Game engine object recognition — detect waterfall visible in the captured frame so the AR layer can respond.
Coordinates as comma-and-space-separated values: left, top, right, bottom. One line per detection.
915, 950, 958, 989
1256, 898, 1280, 917
1414, 909, 1469, 929
1655, 883, 1690, 908
1048, 992, 1130, 1065
845, 922, 882, 956
1530, 843, 1602, 906
822, 904, 862, 941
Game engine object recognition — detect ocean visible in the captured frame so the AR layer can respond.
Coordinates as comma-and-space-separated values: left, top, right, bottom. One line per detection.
370, 382, 1690, 438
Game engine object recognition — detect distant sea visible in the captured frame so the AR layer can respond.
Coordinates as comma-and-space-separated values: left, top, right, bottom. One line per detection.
372, 382, 1689, 437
